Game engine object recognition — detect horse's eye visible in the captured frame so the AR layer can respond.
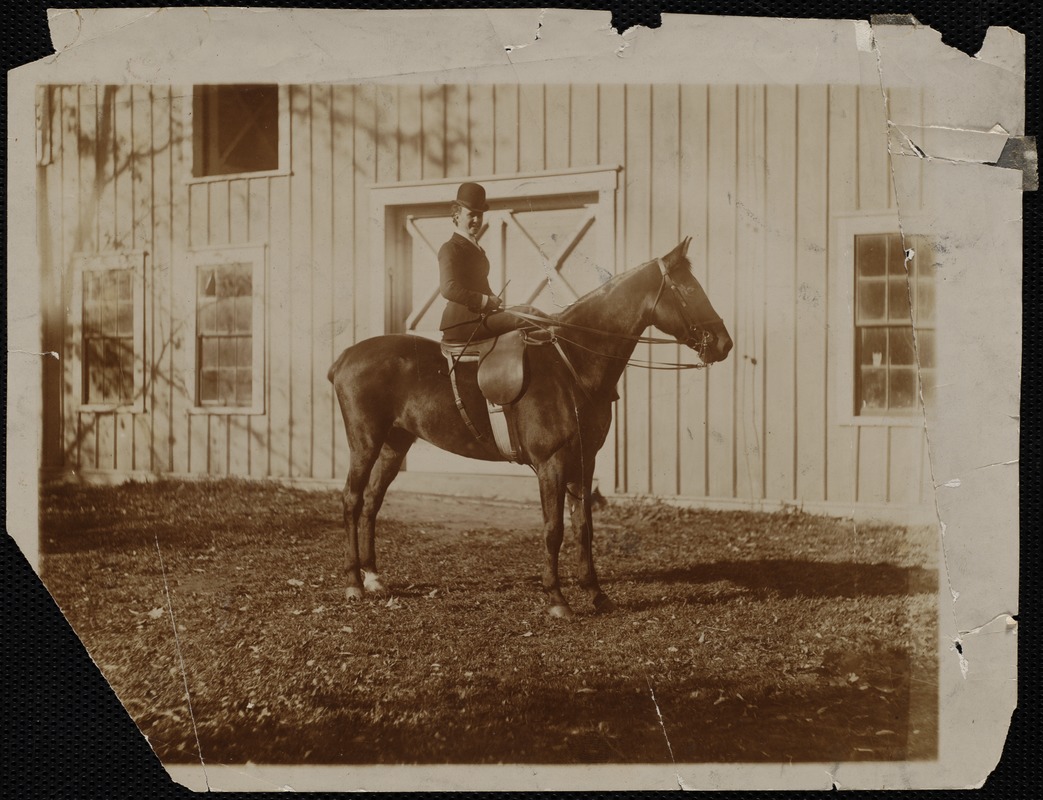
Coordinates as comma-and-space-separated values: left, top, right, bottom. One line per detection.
684, 285, 696, 295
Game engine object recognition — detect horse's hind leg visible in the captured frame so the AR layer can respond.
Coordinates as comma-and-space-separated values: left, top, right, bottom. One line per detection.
357, 427, 415, 596
342, 435, 384, 602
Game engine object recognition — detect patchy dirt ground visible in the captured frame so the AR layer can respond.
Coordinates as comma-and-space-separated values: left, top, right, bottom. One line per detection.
40, 479, 938, 765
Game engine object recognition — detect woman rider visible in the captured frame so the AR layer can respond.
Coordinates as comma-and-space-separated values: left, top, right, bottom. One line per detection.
438, 182, 546, 343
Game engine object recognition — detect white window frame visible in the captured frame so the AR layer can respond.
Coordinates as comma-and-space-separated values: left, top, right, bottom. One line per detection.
181, 244, 267, 415
832, 212, 930, 428
72, 251, 147, 413
183, 84, 291, 184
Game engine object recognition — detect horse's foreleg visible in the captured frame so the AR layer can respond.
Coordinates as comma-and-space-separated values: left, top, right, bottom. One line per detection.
570, 475, 616, 614
358, 428, 415, 596
537, 455, 572, 618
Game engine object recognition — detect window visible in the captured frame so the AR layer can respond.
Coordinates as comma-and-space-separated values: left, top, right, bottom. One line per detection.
197, 263, 254, 406
854, 232, 934, 415
193, 84, 280, 177
185, 246, 265, 413
83, 270, 135, 404
74, 252, 146, 411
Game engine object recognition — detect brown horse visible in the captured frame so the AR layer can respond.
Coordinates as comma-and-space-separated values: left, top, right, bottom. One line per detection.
328, 237, 732, 617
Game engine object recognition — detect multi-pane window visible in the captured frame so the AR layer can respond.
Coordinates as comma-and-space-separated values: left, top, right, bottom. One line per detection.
854, 233, 935, 415
196, 263, 253, 406
194, 84, 279, 177
83, 269, 136, 405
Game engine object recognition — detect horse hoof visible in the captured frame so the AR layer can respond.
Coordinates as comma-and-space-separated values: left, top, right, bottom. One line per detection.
548, 604, 575, 619
593, 594, 617, 614
345, 586, 364, 602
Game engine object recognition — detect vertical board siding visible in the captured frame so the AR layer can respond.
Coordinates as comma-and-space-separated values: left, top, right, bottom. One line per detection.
59, 87, 79, 467
518, 85, 545, 173
493, 84, 519, 175
623, 85, 652, 494
40, 87, 63, 470
444, 84, 470, 178
855, 84, 895, 504
569, 86, 598, 169
38, 81, 927, 515
649, 84, 680, 496
267, 172, 292, 478
168, 87, 190, 475
151, 85, 173, 474
353, 85, 377, 343
421, 85, 446, 180
705, 85, 738, 499
734, 85, 766, 501
678, 85, 709, 498
468, 85, 495, 176
763, 85, 798, 500
289, 85, 314, 478
129, 86, 152, 472
94, 87, 118, 472
311, 85, 336, 481
544, 85, 571, 171
330, 85, 356, 480
598, 85, 627, 490
825, 85, 858, 504
797, 86, 832, 503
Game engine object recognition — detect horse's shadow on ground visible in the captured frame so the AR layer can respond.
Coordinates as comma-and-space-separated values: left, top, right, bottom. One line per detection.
625, 559, 937, 605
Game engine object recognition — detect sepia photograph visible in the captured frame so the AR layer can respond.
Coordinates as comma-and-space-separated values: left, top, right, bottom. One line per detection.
8, 9, 1023, 792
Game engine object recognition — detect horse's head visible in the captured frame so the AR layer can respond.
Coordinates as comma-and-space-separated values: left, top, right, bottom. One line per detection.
649, 238, 733, 364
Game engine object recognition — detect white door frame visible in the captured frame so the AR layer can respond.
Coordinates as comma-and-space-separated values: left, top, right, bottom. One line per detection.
368, 165, 621, 494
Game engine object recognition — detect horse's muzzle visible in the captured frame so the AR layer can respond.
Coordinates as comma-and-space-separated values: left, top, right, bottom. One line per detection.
699, 328, 733, 364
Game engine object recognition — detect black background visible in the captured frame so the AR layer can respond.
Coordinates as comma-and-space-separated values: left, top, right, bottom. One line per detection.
3, 2, 1037, 797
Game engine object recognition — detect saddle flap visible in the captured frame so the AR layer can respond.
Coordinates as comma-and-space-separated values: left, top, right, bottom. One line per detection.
477, 330, 527, 405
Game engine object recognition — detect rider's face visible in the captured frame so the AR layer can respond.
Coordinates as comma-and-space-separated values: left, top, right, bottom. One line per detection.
457, 207, 483, 237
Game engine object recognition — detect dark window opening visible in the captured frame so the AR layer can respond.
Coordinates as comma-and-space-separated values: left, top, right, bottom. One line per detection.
194, 84, 279, 177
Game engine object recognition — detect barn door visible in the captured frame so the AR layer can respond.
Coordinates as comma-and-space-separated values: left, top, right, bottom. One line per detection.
390, 196, 606, 475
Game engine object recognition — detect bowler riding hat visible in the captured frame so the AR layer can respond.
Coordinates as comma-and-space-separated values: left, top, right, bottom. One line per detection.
455, 182, 489, 212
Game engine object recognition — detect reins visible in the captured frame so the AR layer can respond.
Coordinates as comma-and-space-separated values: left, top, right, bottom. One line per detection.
502, 258, 721, 372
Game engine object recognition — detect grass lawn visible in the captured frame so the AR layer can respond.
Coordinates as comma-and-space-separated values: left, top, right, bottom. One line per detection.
40, 479, 938, 765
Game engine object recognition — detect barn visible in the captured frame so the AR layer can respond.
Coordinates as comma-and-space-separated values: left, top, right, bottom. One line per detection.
35, 80, 937, 519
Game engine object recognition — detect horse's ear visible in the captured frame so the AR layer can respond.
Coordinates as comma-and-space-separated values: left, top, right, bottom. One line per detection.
664, 239, 687, 268
682, 236, 692, 257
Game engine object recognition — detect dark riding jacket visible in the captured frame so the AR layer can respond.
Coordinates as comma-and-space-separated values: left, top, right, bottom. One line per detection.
438, 232, 494, 333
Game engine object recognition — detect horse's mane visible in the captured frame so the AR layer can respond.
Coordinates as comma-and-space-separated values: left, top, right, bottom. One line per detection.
552, 255, 691, 322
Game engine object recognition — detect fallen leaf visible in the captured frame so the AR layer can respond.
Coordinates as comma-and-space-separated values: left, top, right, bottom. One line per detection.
287, 579, 304, 587
311, 606, 326, 614
147, 607, 165, 619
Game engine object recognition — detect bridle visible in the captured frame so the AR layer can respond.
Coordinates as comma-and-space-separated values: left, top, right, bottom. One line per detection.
650, 258, 721, 356
502, 257, 724, 370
